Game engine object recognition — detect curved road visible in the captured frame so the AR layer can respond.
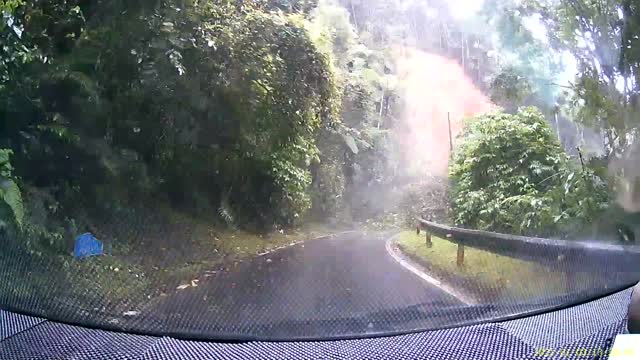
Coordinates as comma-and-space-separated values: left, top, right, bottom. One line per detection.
149, 231, 463, 339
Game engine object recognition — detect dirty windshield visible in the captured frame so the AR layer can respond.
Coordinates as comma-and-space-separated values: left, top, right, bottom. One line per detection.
1, 0, 640, 340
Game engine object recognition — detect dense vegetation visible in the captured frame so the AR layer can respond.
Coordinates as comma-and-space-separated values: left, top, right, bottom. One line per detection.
450, 108, 609, 237
1, 0, 640, 275
448, 0, 640, 238
2, 0, 341, 236
2, 0, 640, 326
0, 0, 413, 254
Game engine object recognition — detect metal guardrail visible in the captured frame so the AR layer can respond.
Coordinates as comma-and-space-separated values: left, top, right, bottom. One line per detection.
416, 218, 640, 272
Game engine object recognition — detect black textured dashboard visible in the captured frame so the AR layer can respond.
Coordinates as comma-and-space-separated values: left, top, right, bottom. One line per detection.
0, 288, 632, 359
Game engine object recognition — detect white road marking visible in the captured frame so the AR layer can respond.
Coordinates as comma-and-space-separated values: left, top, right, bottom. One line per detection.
256, 231, 358, 257
385, 234, 477, 306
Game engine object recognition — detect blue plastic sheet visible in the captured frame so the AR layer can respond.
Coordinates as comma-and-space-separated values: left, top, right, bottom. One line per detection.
74, 233, 103, 259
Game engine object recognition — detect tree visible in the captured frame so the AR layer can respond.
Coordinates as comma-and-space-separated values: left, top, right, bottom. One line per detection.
1, 0, 340, 233
450, 107, 608, 237
0, 150, 24, 230
489, 66, 533, 112
527, 0, 640, 158
307, 0, 402, 221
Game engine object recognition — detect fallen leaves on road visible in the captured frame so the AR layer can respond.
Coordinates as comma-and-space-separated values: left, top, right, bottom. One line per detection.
204, 270, 217, 278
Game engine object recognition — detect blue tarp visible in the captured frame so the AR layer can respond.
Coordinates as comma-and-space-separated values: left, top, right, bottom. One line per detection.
74, 233, 103, 259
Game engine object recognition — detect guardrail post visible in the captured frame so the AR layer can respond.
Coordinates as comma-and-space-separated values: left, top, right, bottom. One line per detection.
416, 217, 640, 285
565, 269, 575, 294
457, 244, 465, 267
560, 257, 577, 294
425, 232, 432, 248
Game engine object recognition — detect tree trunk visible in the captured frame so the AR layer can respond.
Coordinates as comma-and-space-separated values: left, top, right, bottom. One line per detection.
411, 12, 419, 43
555, 112, 562, 145
461, 31, 466, 72
350, 0, 358, 32
378, 89, 385, 129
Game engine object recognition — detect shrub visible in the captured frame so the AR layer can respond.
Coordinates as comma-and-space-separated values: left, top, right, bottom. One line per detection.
450, 107, 608, 237
0, 149, 24, 230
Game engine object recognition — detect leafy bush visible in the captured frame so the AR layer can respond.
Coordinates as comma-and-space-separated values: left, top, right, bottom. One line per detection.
1, 0, 340, 231
398, 178, 450, 226
310, 161, 345, 218
450, 107, 609, 237
0, 149, 24, 230
489, 66, 533, 112
0, 151, 66, 257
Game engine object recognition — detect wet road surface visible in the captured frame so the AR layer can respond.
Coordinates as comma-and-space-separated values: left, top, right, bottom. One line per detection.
148, 231, 464, 339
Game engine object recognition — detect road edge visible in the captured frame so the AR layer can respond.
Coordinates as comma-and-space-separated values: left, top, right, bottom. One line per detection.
255, 230, 358, 257
136, 230, 359, 319
385, 233, 478, 306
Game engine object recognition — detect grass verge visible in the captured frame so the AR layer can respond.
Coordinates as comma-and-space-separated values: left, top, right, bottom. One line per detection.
394, 231, 582, 302
0, 207, 345, 320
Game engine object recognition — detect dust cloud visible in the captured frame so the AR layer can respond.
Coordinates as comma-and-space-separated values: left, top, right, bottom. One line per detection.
394, 48, 494, 176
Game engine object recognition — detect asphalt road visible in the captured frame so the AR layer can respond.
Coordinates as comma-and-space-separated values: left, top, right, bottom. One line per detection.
148, 231, 464, 339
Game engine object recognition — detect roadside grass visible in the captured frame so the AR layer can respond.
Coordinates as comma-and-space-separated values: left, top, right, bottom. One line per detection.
140, 212, 341, 285
64, 255, 151, 308
0, 208, 345, 318
394, 231, 582, 301
0, 250, 151, 316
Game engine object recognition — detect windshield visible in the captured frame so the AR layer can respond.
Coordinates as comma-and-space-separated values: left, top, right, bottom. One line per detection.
1, 0, 640, 341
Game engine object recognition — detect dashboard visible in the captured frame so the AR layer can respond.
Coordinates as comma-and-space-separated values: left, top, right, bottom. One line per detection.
0, 287, 632, 359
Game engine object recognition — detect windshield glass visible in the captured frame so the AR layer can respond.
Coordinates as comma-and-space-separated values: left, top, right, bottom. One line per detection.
1, 0, 640, 340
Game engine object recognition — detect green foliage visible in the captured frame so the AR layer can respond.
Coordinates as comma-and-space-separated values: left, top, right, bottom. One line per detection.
310, 160, 345, 217
2, 0, 625, 240
490, 66, 533, 112
526, 0, 640, 156
254, 0, 319, 13
306, 0, 404, 222
1, 0, 340, 231
0, 150, 24, 229
398, 179, 450, 226
450, 107, 608, 237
